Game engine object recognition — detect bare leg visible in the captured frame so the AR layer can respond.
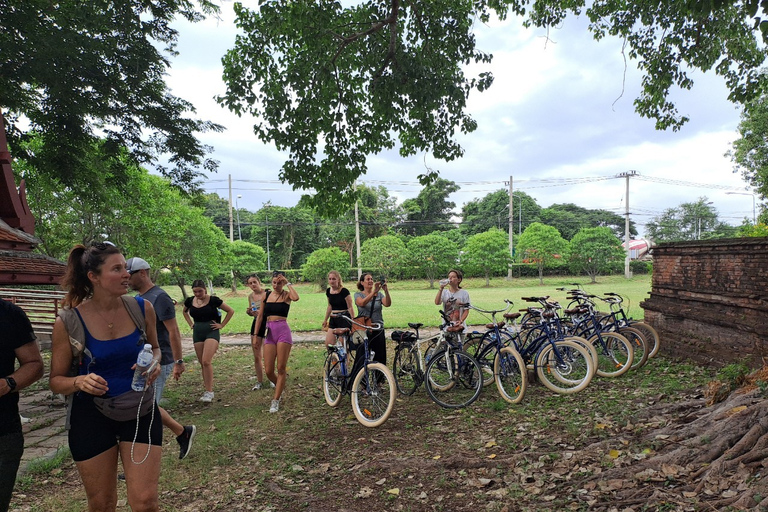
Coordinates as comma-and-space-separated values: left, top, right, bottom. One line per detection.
251, 335, 264, 383
263, 343, 277, 387
194, 338, 219, 392
159, 407, 183, 437
274, 342, 293, 401
120, 441, 161, 512
75, 446, 119, 512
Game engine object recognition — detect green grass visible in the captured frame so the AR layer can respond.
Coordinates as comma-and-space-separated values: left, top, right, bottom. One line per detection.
14, 341, 716, 511
172, 274, 653, 336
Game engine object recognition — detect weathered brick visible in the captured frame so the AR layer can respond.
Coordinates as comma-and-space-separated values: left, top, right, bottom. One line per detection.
641, 237, 768, 368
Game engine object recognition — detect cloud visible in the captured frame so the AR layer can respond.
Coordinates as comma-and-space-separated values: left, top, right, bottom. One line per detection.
159, 5, 751, 234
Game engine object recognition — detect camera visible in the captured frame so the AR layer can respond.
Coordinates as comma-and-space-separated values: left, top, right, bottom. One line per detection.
379, 276, 386, 285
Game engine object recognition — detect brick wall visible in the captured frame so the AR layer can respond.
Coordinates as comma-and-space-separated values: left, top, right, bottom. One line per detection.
640, 237, 768, 368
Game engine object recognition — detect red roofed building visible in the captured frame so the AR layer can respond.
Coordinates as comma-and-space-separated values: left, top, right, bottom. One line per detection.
0, 111, 65, 285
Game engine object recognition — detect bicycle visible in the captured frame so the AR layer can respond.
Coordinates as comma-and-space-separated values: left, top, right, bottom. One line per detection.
322, 315, 396, 427
463, 301, 527, 404
557, 292, 635, 378
598, 292, 661, 358
391, 307, 483, 409
513, 297, 595, 394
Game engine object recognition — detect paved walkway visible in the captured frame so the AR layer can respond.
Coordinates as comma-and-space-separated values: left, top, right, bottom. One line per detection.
18, 332, 325, 471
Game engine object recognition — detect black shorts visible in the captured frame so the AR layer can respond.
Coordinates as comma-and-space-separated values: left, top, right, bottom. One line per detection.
329, 314, 350, 330
250, 317, 267, 338
68, 393, 163, 462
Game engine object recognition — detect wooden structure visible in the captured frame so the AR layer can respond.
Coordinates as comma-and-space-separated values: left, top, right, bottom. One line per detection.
0, 111, 66, 341
641, 237, 768, 367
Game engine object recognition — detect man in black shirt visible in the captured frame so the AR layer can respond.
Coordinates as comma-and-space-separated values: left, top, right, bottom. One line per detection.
0, 299, 43, 512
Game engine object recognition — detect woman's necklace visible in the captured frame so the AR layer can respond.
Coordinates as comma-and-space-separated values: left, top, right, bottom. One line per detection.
194, 297, 207, 307
93, 305, 118, 331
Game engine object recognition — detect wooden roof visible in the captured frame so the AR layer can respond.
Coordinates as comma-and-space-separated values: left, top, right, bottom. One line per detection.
0, 111, 65, 284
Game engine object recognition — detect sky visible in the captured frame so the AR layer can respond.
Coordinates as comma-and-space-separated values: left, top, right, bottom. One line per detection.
160, 2, 758, 237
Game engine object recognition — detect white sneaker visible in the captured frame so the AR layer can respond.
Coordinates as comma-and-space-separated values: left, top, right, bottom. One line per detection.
252, 382, 262, 391
200, 391, 214, 403
269, 399, 280, 413
270, 381, 276, 388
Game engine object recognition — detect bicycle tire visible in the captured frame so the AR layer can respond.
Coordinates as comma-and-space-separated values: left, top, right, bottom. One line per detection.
620, 326, 648, 370
351, 362, 396, 427
629, 321, 660, 358
589, 332, 633, 378
535, 339, 593, 394
494, 347, 527, 404
425, 349, 482, 409
392, 345, 421, 396
564, 335, 598, 378
472, 331, 515, 388
323, 351, 344, 407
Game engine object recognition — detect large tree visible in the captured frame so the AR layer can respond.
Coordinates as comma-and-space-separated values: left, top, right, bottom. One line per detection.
2, 0, 222, 191
461, 229, 513, 287
219, 0, 767, 214
567, 227, 626, 283
729, 87, 768, 209
406, 233, 458, 286
539, 203, 633, 241
645, 197, 735, 242
517, 222, 569, 285
398, 178, 459, 236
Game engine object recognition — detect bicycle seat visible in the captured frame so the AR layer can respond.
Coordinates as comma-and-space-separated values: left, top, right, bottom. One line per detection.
408, 322, 423, 330
332, 328, 350, 335
485, 322, 505, 329
503, 312, 521, 320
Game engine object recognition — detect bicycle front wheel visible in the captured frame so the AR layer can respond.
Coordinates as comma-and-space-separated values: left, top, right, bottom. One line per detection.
392, 345, 421, 396
589, 332, 633, 378
323, 351, 344, 407
494, 347, 527, 404
536, 339, 593, 394
351, 362, 396, 427
425, 350, 483, 409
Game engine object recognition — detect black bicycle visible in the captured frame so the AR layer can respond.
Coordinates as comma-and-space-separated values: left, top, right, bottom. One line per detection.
322, 315, 396, 427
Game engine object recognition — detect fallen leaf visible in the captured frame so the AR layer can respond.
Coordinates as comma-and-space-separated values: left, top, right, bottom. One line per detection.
608, 449, 621, 458
485, 441, 498, 448
375, 478, 386, 485
387, 488, 400, 495
487, 454, 497, 459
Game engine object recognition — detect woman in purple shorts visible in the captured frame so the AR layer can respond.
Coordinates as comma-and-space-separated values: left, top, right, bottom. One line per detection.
254, 271, 299, 413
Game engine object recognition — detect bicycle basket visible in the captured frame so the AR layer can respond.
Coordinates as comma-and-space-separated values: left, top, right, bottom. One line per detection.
391, 330, 416, 343
349, 329, 366, 347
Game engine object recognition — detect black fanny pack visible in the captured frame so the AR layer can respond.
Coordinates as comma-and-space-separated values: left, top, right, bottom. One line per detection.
93, 386, 155, 422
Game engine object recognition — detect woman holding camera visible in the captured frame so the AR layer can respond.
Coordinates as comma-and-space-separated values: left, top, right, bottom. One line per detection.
354, 273, 392, 365
253, 272, 299, 413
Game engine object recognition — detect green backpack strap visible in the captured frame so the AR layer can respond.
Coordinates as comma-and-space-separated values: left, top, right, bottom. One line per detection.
120, 295, 147, 344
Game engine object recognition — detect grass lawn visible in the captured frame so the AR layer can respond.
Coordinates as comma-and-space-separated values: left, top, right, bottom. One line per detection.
14, 340, 715, 512
169, 274, 653, 335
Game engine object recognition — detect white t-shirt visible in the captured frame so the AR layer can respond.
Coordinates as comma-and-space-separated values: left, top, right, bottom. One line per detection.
439, 288, 470, 329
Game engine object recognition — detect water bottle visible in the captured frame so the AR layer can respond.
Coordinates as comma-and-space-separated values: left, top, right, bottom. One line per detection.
131, 344, 154, 392
335, 341, 346, 359
251, 301, 258, 312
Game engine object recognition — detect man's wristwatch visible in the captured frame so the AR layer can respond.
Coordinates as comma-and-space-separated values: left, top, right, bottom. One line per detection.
175, 359, 184, 365
4, 377, 17, 392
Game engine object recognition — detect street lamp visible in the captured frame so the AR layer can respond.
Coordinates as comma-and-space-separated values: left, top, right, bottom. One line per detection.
726, 191, 757, 224
235, 195, 242, 241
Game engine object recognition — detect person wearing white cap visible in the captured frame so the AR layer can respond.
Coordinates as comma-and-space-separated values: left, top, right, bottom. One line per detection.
127, 257, 196, 460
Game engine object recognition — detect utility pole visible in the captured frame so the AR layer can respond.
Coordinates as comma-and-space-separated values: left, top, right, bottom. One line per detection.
228, 174, 234, 242
616, 170, 637, 279
507, 176, 514, 279
354, 182, 362, 279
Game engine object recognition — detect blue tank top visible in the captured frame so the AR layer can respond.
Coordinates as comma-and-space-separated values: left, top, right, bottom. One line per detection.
75, 297, 146, 397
